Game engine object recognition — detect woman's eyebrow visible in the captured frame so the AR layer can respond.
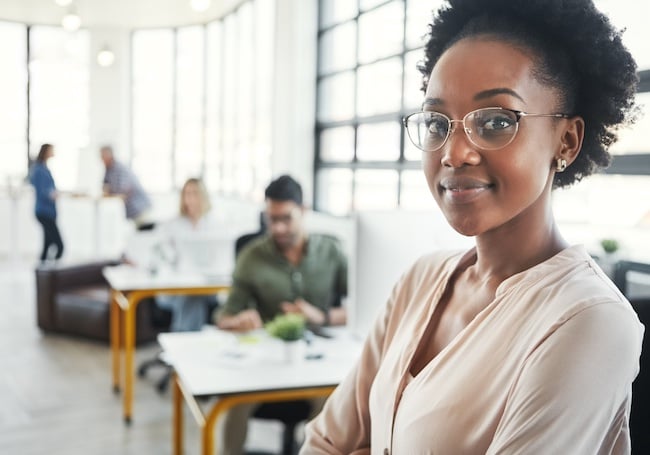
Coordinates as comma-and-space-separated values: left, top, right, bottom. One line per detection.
422, 87, 523, 108
473, 87, 524, 102
422, 97, 444, 108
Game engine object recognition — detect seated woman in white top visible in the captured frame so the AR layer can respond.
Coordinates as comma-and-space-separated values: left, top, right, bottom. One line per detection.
156, 178, 221, 331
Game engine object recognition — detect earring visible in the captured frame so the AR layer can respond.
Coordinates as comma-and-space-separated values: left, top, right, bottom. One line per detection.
556, 158, 567, 172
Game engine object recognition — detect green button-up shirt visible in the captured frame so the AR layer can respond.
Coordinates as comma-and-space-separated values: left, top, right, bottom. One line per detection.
220, 233, 348, 322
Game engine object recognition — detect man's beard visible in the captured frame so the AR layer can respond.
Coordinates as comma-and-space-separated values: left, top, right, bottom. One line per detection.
273, 233, 298, 251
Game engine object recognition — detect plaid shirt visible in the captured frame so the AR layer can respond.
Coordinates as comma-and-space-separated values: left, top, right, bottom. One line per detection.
103, 160, 151, 220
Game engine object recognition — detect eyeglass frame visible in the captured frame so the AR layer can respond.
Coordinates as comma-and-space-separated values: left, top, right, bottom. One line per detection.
402, 107, 571, 152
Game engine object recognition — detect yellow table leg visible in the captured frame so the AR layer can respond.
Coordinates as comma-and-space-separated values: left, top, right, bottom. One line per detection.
110, 292, 121, 393
201, 387, 336, 455
173, 374, 183, 455
123, 296, 137, 424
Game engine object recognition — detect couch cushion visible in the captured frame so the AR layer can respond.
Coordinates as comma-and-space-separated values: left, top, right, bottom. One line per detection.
61, 285, 111, 302
56, 288, 110, 341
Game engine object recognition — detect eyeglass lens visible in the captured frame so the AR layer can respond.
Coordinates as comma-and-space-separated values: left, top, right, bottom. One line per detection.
406, 108, 519, 151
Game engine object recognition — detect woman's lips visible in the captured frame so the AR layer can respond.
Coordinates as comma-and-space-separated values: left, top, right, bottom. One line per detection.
439, 177, 493, 204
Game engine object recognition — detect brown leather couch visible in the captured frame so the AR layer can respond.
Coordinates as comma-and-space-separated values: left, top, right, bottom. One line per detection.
35, 259, 169, 344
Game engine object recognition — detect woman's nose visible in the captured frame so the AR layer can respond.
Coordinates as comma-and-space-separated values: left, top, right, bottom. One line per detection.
439, 126, 481, 168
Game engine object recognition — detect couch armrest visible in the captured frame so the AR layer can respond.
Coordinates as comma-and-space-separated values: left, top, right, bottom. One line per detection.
35, 268, 56, 331
35, 259, 121, 332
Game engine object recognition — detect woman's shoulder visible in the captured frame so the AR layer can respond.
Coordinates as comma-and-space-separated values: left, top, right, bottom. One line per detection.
30, 162, 46, 175
508, 245, 642, 333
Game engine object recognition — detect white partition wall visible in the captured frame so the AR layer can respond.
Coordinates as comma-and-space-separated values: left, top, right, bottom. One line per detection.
348, 209, 474, 338
0, 188, 262, 264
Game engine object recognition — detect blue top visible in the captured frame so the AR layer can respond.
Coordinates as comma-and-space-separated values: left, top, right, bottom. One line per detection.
29, 162, 57, 218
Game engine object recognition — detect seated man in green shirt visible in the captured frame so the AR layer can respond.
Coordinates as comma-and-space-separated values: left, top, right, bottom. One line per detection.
216, 174, 347, 330
214, 174, 348, 454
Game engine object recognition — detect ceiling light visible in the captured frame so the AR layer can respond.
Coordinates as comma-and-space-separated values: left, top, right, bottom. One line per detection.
55, 0, 73, 6
97, 46, 115, 67
62, 11, 81, 31
190, 0, 211, 12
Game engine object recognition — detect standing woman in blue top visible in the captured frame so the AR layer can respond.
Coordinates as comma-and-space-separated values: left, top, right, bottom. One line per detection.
29, 143, 64, 262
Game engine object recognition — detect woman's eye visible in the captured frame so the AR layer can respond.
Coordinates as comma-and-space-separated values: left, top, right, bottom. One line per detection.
481, 115, 515, 130
425, 117, 449, 137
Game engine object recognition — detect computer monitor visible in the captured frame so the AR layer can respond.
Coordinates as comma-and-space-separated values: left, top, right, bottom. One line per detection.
347, 209, 474, 338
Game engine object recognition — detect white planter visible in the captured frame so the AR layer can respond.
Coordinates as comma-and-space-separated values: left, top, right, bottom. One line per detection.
283, 339, 306, 364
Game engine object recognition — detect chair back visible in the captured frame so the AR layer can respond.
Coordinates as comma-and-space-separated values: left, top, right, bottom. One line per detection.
613, 260, 650, 454
630, 298, 649, 454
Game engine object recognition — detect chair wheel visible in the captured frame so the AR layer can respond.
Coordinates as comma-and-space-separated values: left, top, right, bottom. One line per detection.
156, 376, 169, 394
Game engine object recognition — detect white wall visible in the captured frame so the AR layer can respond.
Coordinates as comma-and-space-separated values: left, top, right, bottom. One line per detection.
0, 189, 261, 263
271, 0, 318, 201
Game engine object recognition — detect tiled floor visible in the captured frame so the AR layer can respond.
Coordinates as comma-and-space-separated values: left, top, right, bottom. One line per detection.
0, 259, 283, 455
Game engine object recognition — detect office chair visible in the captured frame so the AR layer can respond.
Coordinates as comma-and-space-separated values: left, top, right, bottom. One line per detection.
235, 214, 313, 455
613, 260, 650, 455
630, 297, 649, 455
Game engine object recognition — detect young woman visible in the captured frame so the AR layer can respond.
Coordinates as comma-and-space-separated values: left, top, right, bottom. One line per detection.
156, 178, 220, 331
29, 144, 64, 262
302, 1, 644, 453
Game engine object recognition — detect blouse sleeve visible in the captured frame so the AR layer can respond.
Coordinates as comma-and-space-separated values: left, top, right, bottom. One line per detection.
487, 302, 643, 454
300, 269, 411, 454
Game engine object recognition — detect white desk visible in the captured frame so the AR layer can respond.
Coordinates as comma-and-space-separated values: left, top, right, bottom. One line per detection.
103, 264, 231, 424
159, 328, 362, 455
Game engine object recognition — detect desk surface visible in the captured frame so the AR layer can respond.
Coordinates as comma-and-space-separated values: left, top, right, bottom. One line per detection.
103, 264, 231, 292
159, 328, 362, 397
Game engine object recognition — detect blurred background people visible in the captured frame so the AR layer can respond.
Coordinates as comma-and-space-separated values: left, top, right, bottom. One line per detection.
156, 177, 221, 331
100, 145, 153, 230
214, 174, 348, 454
29, 143, 63, 263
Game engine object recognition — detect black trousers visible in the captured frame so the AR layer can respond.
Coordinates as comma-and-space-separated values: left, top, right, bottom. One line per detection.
36, 215, 64, 261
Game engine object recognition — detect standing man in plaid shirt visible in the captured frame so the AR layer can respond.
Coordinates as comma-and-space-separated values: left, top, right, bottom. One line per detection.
100, 145, 154, 230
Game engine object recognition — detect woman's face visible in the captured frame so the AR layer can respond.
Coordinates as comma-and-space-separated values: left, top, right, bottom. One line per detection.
422, 38, 567, 237
182, 182, 203, 219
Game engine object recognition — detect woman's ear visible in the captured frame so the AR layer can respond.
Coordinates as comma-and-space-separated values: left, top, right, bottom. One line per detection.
558, 116, 585, 166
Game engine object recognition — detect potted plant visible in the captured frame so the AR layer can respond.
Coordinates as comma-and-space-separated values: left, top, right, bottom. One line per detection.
600, 238, 619, 255
265, 314, 307, 363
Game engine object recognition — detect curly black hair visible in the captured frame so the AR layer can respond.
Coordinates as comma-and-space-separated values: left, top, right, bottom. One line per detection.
418, 0, 638, 188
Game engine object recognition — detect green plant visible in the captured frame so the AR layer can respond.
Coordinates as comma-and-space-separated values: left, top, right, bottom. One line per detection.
265, 313, 306, 342
600, 238, 619, 254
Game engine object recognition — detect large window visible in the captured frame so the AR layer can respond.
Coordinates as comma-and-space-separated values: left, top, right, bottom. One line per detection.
0, 22, 27, 187
29, 26, 90, 191
0, 22, 89, 191
315, 0, 650, 219
131, 0, 275, 198
315, 0, 443, 215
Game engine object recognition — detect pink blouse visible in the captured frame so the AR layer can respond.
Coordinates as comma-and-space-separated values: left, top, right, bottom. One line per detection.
302, 246, 644, 454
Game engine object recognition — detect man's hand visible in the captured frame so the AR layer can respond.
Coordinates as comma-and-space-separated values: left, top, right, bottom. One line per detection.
281, 298, 327, 325
217, 309, 263, 331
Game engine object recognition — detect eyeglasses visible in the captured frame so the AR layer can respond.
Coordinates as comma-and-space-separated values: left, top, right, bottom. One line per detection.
402, 107, 570, 152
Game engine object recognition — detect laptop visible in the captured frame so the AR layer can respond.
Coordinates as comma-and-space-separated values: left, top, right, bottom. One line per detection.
175, 234, 235, 279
